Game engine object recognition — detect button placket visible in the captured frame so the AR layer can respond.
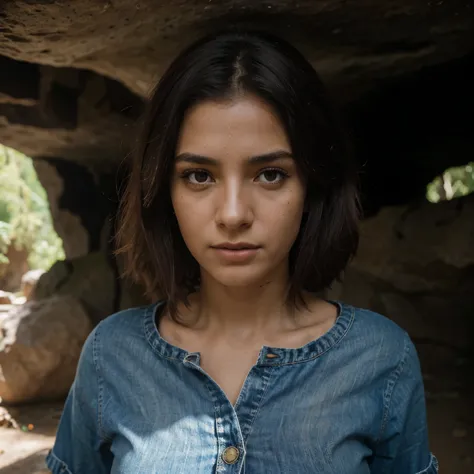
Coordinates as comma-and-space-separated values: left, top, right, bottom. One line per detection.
214, 404, 245, 472
182, 351, 247, 472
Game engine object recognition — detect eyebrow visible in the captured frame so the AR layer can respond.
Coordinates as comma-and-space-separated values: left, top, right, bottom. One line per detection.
175, 150, 293, 166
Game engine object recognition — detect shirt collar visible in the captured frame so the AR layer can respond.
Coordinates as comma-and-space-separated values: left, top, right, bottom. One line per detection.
144, 300, 354, 366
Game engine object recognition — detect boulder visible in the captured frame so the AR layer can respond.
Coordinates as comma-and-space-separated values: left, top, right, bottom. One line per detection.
352, 194, 474, 293
31, 252, 116, 324
21, 269, 45, 300
329, 194, 474, 351
0, 295, 92, 405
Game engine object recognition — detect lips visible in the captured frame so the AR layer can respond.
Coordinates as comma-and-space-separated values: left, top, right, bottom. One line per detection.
211, 243, 261, 263
212, 242, 260, 250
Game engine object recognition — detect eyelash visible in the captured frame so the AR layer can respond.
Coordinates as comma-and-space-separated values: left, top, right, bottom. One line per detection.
179, 168, 290, 186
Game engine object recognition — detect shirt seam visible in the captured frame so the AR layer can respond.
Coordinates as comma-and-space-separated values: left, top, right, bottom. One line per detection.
92, 323, 111, 443
45, 450, 74, 474
269, 306, 355, 367
143, 303, 186, 362
416, 453, 439, 473
375, 331, 411, 444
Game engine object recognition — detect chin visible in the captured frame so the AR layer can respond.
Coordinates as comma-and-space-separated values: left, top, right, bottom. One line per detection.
207, 264, 272, 289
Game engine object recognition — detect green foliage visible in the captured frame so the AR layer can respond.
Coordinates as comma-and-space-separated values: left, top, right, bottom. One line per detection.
427, 163, 474, 203
0, 145, 65, 271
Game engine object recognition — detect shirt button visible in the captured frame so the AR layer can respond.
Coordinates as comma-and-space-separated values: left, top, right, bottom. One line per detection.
222, 446, 240, 464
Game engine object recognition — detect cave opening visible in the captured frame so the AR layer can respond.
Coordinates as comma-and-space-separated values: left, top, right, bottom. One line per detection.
0, 144, 64, 299
427, 162, 474, 203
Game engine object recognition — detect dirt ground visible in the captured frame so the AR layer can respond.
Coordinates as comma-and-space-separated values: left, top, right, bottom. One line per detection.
0, 342, 472, 473
0, 402, 61, 474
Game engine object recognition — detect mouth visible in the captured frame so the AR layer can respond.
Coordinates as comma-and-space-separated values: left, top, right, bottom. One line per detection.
211, 243, 261, 263
212, 242, 260, 250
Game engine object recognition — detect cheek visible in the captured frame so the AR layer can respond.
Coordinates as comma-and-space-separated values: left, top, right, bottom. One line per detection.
268, 195, 305, 247
171, 191, 208, 246
171, 189, 189, 226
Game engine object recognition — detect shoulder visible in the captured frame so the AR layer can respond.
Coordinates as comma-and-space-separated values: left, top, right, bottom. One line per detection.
345, 303, 411, 349
80, 302, 163, 361
97, 303, 156, 335
338, 302, 418, 376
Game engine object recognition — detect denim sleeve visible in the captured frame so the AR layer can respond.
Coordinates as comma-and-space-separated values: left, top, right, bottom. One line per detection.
45, 323, 112, 474
371, 333, 439, 474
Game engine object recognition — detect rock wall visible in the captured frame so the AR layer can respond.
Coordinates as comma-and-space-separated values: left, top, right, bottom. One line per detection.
1, 1, 472, 97
1, 1, 472, 190
32, 158, 119, 259
329, 194, 474, 352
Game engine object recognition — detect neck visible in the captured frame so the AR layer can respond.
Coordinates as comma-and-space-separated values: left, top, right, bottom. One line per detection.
189, 263, 294, 336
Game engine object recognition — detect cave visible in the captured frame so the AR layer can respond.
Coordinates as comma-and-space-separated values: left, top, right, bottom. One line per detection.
0, 1, 473, 472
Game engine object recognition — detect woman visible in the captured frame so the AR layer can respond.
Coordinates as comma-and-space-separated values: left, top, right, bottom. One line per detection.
46, 30, 438, 473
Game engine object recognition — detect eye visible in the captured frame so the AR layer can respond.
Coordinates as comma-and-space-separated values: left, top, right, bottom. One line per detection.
256, 168, 289, 185
182, 170, 213, 185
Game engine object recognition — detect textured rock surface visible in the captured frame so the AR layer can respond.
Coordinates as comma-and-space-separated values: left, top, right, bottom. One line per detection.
1, 1, 472, 97
0, 1, 472, 186
0, 295, 92, 405
32, 158, 118, 258
31, 252, 118, 324
329, 193, 474, 350
29, 251, 148, 324
354, 193, 474, 292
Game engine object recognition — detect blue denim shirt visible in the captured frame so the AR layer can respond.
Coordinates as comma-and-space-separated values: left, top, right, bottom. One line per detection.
46, 301, 438, 473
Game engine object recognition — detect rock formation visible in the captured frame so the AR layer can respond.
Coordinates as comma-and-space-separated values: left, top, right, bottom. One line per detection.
0, 296, 92, 404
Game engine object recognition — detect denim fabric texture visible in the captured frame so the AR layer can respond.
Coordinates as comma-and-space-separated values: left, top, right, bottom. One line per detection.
46, 301, 438, 473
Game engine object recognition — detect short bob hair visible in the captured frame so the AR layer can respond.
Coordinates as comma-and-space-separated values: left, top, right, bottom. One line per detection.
116, 28, 360, 318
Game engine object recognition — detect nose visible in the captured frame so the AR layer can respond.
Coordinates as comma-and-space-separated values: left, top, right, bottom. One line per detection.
215, 178, 253, 230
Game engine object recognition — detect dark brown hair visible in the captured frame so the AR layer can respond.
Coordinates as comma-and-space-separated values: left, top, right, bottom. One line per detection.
116, 29, 360, 318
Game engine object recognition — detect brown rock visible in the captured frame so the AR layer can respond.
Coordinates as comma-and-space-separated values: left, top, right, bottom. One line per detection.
30, 252, 116, 324
328, 194, 474, 352
0, 295, 92, 405
452, 428, 468, 438
353, 195, 474, 294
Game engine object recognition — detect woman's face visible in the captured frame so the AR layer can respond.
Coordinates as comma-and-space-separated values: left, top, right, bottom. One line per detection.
171, 95, 306, 288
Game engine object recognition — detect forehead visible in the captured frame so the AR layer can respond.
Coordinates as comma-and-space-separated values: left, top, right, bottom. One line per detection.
176, 95, 291, 156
